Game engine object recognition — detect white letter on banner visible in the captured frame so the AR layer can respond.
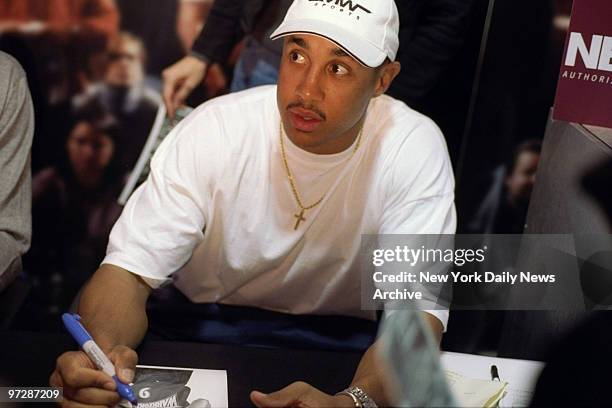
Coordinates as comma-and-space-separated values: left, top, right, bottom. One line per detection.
598, 36, 612, 72
565, 32, 603, 69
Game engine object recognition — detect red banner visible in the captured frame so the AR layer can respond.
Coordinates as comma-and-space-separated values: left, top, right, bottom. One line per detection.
553, 0, 612, 129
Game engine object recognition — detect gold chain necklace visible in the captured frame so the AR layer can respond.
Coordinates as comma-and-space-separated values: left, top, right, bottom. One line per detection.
279, 121, 364, 230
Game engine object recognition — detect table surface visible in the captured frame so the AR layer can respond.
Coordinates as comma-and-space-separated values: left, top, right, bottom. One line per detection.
0, 330, 544, 407
0, 330, 362, 407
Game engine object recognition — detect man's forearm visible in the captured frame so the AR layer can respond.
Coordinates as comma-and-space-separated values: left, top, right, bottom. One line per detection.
191, 0, 245, 64
347, 341, 389, 406
422, 311, 444, 344
77, 264, 152, 352
348, 312, 443, 406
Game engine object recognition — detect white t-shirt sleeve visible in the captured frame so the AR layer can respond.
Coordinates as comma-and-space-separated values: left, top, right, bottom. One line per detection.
378, 116, 456, 331
103, 108, 223, 287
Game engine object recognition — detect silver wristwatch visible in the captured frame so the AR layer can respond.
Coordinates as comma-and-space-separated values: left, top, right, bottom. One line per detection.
336, 386, 378, 408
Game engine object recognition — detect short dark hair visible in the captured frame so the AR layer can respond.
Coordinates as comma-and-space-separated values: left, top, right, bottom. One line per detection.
506, 139, 542, 173
72, 100, 119, 142
108, 31, 147, 63
60, 100, 122, 181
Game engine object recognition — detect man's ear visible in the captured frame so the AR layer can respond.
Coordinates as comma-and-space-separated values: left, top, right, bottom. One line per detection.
374, 61, 401, 97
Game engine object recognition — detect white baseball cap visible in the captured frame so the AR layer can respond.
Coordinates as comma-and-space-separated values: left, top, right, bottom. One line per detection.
270, 0, 400, 68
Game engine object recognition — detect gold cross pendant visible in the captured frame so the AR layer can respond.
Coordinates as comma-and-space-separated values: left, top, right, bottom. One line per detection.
294, 209, 306, 230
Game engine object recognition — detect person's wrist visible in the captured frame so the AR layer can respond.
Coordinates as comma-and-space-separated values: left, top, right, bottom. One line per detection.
188, 50, 211, 66
335, 386, 378, 408
332, 393, 361, 408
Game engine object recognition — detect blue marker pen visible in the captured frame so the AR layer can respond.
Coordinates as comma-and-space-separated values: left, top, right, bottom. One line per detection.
62, 313, 138, 405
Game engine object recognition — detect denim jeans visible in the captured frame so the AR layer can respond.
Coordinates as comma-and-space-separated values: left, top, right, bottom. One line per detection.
230, 37, 281, 92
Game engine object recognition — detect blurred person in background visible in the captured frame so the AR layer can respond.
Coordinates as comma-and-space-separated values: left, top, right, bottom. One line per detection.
444, 139, 541, 354
162, 0, 473, 118
468, 139, 542, 235
455, 0, 555, 229
177, 0, 215, 52
114, 0, 184, 82
23, 108, 124, 327
0, 0, 118, 37
176, 0, 229, 100
0, 51, 34, 293
163, 0, 289, 109
73, 32, 161, 173
0, 0, 119, 100
0, 0, 119, 172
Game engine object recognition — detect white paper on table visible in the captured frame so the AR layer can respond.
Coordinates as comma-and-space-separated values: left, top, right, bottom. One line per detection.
117, 364, 228, 408
445, 370, 508, 407
441, 352, 545, 407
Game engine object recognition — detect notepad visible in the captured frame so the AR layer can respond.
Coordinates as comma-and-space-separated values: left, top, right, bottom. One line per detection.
445, 370, 508, 408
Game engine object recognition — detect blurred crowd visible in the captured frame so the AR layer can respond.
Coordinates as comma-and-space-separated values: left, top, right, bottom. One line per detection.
0, 0, 217, 327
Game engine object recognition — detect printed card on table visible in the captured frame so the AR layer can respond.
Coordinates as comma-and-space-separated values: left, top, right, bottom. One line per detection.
118, 365, 228, 408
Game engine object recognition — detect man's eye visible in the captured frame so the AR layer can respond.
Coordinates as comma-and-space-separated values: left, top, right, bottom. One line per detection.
290, 51, 306, 64
330, 64, 349, 76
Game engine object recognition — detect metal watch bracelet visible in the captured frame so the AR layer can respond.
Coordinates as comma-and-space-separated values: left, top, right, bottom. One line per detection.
335, 386, 378, 408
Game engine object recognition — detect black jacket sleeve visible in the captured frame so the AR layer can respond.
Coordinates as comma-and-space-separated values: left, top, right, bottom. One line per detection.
190, 0, 247, 64
388, 0, 475, 107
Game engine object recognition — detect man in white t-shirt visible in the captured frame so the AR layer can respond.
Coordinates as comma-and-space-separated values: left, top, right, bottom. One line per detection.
51, 0, 456, 406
